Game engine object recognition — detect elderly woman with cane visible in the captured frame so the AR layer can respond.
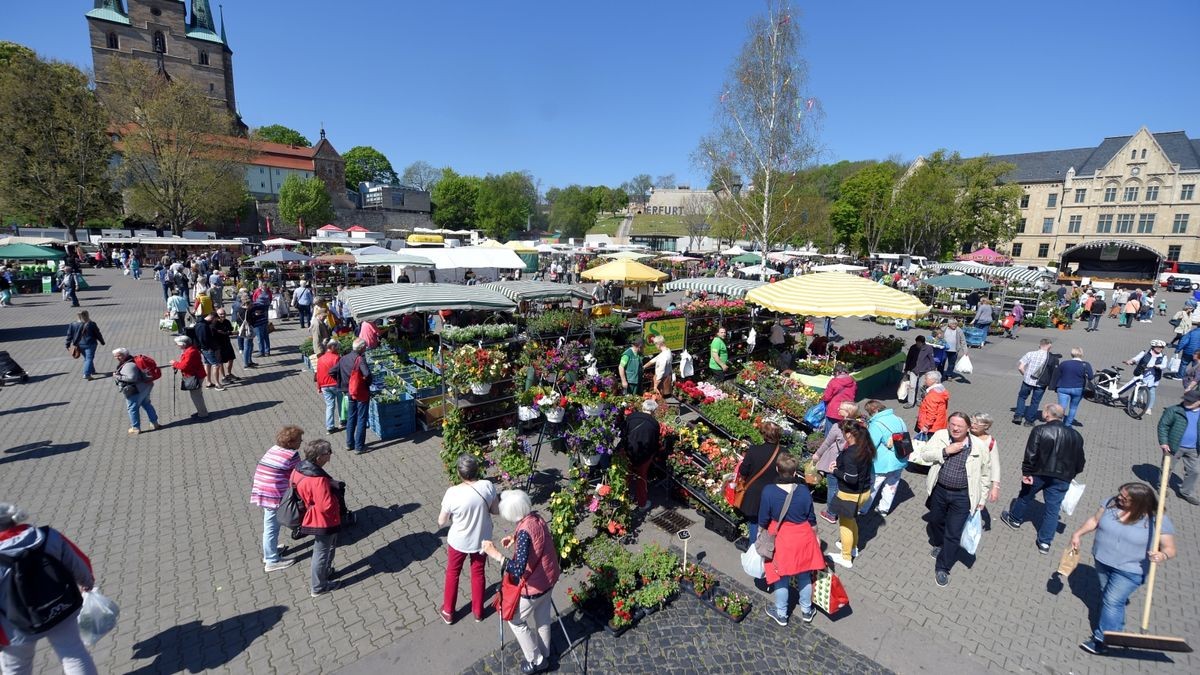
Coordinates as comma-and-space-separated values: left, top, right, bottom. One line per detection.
482, 490, 561, 675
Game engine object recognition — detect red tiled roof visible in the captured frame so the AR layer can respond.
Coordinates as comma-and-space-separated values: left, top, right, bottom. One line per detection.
346, 225, 370, 232
318, 224, 343, 231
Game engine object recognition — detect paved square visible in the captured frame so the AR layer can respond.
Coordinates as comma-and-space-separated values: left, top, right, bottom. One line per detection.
1, 270, 1197, 674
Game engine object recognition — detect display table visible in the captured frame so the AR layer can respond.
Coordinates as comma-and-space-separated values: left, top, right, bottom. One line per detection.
790, 352, 905, 399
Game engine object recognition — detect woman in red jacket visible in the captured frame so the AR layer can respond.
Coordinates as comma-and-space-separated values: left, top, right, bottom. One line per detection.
171, 335, 208, 418
821, 363, 858, 434
292, 439, 343, 597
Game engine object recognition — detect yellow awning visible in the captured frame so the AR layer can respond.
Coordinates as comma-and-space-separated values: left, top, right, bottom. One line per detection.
406, 234, 444, 246
504, 241, 538, 253
478, 240, 507, 248
745, 272, 930, 319
580, 259, 667, 283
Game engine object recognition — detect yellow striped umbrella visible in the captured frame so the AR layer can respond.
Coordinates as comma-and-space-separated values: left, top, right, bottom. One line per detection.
745, 272, 930, 319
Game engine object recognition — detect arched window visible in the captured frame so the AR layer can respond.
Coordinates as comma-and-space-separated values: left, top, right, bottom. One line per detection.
106, 32, 119, 50
199, 51, 209, 66
153, 31, 166, 54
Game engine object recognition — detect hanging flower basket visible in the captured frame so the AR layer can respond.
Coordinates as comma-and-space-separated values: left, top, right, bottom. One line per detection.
582, 403, 603, 417
518, 405, 541, 422
470, 382, 493, 396
545, 407, 566, 424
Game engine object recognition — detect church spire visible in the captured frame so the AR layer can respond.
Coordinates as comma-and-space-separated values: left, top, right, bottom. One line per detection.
219, 4, 229, 44
93, 0, 126, 13
190, 0, 216, 33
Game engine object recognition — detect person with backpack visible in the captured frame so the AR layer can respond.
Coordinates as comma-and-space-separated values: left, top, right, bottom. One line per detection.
65, 311, 105, 381
0, 503, 98, 675
1014, 338, 1056, 427
250, 427, 303, 573
859, 399, 910, 517
338, 338, 372, 455
112, 348, 160, 435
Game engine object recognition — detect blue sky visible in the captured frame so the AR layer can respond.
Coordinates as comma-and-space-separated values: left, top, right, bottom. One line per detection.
4, 1, 1199, 190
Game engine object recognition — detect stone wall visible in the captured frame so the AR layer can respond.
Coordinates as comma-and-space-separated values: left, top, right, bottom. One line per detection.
244, 204, 433, 238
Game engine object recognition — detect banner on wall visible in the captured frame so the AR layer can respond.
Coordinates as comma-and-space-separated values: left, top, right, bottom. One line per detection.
644, 317, 686, 351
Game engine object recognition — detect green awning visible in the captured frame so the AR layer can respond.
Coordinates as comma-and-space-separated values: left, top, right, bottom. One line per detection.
663, 277, 766, 298
729, 253, 763, 264
921, 274, 991, 290
479, 280, 591, 302
342, 283, 517, 321
0, 243, 66, 260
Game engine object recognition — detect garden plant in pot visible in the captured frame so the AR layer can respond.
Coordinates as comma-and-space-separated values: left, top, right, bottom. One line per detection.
447, 344, 509, 395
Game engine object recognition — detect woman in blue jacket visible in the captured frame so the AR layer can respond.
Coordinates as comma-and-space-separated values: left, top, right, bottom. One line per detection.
859, 399, 909, 517
1053, 347, 1094, 427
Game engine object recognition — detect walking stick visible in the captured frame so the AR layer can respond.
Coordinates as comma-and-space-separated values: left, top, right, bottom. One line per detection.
172, 368, 176, 418
496, 561, 505, 675
1103, 454, 1192, 652
549, 597, 584, 672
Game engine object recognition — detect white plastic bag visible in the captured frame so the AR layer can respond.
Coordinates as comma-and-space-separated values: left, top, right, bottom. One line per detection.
960, 510, 982, 555
77, 587, 119, 646
1168, 354, 1182, 373
1061, 479, 1086, 516
678, 350, 694, 378
954, 354, 974, 375
740, 546, 765, 579
896, 378, 910, 401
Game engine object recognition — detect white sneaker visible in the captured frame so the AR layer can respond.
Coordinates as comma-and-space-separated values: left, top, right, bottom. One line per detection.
835, 541, 860, 558
264, 559, 297, 573
832, 554, 854, 569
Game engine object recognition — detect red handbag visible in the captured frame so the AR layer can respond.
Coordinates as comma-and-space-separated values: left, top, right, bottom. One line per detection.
494, 569, 527, 621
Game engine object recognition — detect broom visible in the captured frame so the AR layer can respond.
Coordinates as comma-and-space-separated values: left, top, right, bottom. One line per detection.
1103, 454, 1192, 652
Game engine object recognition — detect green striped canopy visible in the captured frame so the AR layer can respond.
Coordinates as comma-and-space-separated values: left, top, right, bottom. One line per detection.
342, 283, 517, 320
663, 277, 767, 298
479, 280, 591, 302
935, 262, 1044, 284
921, 274, 991, 290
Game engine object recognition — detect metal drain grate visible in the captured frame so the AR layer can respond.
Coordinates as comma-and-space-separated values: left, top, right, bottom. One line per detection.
649, 509, 695, 535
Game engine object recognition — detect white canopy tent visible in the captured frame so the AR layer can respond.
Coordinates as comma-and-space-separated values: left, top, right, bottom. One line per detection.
262, 237, 301, 246
720, 245, 747, 256
350, 245, 394, 257
811, 263, 868, 273
385, 246, 528, 283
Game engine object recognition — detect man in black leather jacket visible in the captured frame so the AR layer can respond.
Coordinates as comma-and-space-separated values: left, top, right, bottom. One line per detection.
1001, 403, 1085, 552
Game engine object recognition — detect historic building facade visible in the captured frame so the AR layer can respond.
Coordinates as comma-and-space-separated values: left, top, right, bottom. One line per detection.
995, 128, 1199, 265
86, 0, 240, 127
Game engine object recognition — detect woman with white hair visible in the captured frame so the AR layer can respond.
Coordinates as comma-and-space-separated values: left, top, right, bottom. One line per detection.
481, 490, 561, 675
438, 455, 498, 624
170, 335, 209, 418
0, 503, 99, 675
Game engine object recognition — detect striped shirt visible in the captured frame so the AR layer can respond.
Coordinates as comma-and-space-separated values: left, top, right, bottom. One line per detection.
250, 445, 301, 509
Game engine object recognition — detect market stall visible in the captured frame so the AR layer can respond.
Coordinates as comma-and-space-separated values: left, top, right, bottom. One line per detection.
662, 277, 766, 299
581, 259, 667, 309
0, 243, 67, 295
386, 246, 527, 284
745, 271, 930, 318
479, 280, 592, 307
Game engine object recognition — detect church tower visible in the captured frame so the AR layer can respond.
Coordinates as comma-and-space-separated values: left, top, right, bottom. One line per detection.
87, 0, 244, 130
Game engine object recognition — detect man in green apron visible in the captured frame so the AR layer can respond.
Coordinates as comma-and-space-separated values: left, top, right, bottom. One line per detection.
620, 338, 644, 395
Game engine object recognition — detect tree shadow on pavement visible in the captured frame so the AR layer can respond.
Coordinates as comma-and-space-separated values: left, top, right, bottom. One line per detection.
336, 502, 420, 548
23, 372, 66, 384
0, 401, 68, 417
239, 369, 299, 386
0, 440, 88, 465
128, 605, 287, 674
336, 531, 442, 588
0, 324, 68, 342
206, 400, 282, 420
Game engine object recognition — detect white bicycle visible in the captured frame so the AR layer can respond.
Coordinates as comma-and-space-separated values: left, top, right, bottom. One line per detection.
1085, 365, 1150, 419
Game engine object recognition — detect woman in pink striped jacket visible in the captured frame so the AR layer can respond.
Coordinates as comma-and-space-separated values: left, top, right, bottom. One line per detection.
251, 426, 303, 572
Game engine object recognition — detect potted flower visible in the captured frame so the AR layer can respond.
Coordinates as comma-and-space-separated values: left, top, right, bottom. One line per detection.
533, 340, 585, 383
570, 373, 617, 416
536, 392, 569, 424
606, 595, 635, 636
447, 344, 509, 395
517, 386, 547, 421
712, 590, 752, 622
679, 563, 717, 601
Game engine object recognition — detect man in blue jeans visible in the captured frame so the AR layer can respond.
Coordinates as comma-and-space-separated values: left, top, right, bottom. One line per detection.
1001, 403, 1086, 553
338, 338, 372, 455
1173, 322, 1200, 379
1013, 338, 1054, 426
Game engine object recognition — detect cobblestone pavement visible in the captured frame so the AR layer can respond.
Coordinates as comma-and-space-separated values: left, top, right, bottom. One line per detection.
0, 271, 1197, 674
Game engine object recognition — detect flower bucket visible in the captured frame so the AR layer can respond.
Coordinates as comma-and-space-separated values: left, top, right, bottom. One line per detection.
545, 407, 566, 424
470, 382, 493, 396
518, 405, 541, 422
582, 403, 602, 417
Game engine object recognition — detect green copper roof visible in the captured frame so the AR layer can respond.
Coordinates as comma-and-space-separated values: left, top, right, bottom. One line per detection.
186, 27, 224, 45
86, 7, 131, 25
190, 0, 216, 32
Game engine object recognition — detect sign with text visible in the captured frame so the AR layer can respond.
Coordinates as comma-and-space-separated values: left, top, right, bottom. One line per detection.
644, 317, 686, 351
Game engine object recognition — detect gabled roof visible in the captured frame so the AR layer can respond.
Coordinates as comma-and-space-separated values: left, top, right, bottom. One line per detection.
346, 225, 371, 233
992, 130, 1200, 184
318, 224, 343, 232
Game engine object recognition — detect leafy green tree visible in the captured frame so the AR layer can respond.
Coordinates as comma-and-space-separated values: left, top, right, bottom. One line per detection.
344, 146, 398, 187
476, 171, 535, 240
830, 162, 901, 255
278, 174, 334, 229
707, 166, 738, 192
400, 160, 441, 192
253, 124, 310, 147
431, 168, 481, 230
0, 47, 118, 241
104, 59, 251, 235
622, 174, 653, 203
549, 185, 598, 238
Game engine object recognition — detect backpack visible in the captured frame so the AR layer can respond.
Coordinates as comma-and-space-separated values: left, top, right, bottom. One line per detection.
276, 480, 306, 529
133, 354, 162, 381
889, 430, 915, 459
1035, 353, 1061, 388
0, 527, 84, 635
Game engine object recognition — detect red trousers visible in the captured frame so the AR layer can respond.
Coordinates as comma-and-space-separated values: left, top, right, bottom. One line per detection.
443, 545, 486, 619
628, 457, 654, 508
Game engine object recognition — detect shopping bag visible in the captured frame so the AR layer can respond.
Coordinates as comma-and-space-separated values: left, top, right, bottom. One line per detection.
1168, 354, 1182, 373
340, 394, 349, 424
1057, 546, 1081, 577
803, 401, 827, 428
896, 378, 910, 401
811, 568, 850, 615
954, 354, 974, 375
740, 547, 765, 579
960, 510, 982, 555
1061, 479, 1086, 516
77, 588, 119, 646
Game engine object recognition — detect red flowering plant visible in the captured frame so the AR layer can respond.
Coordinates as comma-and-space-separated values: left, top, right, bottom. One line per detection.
593, 454, 633, 537
735, 361, 774, 390
675, 379, 707, 404
446, 344, 509, 387
531, 340, 585, 382
569, 372, 618, 406
835, 335, 905, 370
